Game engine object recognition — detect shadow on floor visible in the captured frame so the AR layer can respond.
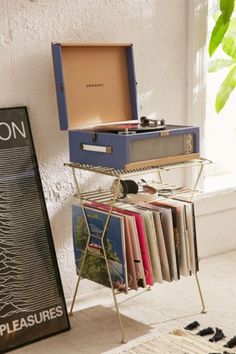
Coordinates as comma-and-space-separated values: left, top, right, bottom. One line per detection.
12, 305, 151, 354
69, 305, 152, 353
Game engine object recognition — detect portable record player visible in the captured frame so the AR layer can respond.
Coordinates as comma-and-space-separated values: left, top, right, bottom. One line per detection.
51, 43, 200, 170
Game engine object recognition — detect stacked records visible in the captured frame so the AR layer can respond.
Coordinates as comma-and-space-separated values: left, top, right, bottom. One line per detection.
72, 195, 199, 292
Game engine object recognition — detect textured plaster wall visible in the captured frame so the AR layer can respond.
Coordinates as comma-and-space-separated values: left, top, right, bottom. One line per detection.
0, 0, 188, 300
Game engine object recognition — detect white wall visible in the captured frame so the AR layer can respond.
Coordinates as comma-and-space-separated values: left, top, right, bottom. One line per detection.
1, 0, 236, 304
195, 190, 236, 259
0, 0, 188, 300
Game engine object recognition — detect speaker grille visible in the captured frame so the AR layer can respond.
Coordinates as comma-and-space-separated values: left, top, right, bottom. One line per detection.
130, 134, 193, 162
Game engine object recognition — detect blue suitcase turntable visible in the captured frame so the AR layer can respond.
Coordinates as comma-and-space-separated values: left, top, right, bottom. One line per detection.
51, 43, 199, 170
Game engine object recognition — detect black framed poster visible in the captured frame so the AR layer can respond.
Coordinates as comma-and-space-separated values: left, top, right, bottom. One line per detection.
0, 107, 70, 353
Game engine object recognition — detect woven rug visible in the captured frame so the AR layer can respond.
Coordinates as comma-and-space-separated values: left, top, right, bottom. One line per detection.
124, 329, 236, 354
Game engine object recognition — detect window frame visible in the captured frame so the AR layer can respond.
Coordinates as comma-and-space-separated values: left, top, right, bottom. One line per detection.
186, 0, 208, 189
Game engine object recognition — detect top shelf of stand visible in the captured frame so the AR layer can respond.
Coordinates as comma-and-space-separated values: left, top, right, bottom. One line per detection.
64, 157, 212, 178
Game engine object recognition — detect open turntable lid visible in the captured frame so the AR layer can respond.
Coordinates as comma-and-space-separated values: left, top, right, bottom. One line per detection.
51, 43, 138, 130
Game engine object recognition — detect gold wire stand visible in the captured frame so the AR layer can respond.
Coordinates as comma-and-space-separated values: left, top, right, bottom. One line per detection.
67, 157, 211, 343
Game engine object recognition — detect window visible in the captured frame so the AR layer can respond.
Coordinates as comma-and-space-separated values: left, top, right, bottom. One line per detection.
188, 0, 236, 192
205, 0, 236, 191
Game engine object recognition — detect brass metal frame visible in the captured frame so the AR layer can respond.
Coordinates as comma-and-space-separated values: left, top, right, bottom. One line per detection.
67, 157, 211, 342
189, 164, 207, 314
64, 157, 211, 178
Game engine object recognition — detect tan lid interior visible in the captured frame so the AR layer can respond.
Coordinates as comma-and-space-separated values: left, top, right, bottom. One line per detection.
61, 45, 133, 129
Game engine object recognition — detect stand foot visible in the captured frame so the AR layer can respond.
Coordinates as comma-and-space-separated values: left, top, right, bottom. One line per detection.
69, 276, 81, 316
195, 273, 207, 315
121, 338, 127, 344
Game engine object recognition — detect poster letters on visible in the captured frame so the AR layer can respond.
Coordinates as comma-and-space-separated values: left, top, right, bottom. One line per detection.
0, 107, 70, 353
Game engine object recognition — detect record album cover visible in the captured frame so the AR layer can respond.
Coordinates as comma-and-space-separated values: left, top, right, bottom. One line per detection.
72, 204, 128, 292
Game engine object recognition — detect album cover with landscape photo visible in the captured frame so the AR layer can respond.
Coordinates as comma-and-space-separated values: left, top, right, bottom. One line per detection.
72, 204, 128, 292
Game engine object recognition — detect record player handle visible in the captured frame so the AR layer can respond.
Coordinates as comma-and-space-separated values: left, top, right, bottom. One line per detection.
80, 143, 113, 154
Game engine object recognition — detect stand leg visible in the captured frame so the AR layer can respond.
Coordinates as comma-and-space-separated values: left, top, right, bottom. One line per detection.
158, 171, 163, 184
190, 164, 207, 313
69, 274, 80, 316
69, 168, 92, 315
190, 164, 204, 201
69, 245, 91, 316
103, 245, 126, 343
100, 176, 126, 343
195, 273, 207, 314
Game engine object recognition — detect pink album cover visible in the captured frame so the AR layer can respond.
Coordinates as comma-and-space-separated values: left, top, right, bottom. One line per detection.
122, 217, 138, 290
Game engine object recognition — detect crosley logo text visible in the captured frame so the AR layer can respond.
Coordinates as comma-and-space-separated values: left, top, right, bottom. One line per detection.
0, 121, 26, 141
0, 306, 63, 336
86, 83, 104, 88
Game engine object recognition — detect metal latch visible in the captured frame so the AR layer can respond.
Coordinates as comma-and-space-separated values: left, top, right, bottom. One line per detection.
92, 132, 97, 142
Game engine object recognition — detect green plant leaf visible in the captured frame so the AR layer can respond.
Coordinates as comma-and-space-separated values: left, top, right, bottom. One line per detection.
225, 17, 236, 37
215, 65, 236, 112
213, 10, 221, 22
208, 58, 236, 72
209, 14, 230, 56
220, 0, 235, 22
222, 37, 236, 59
